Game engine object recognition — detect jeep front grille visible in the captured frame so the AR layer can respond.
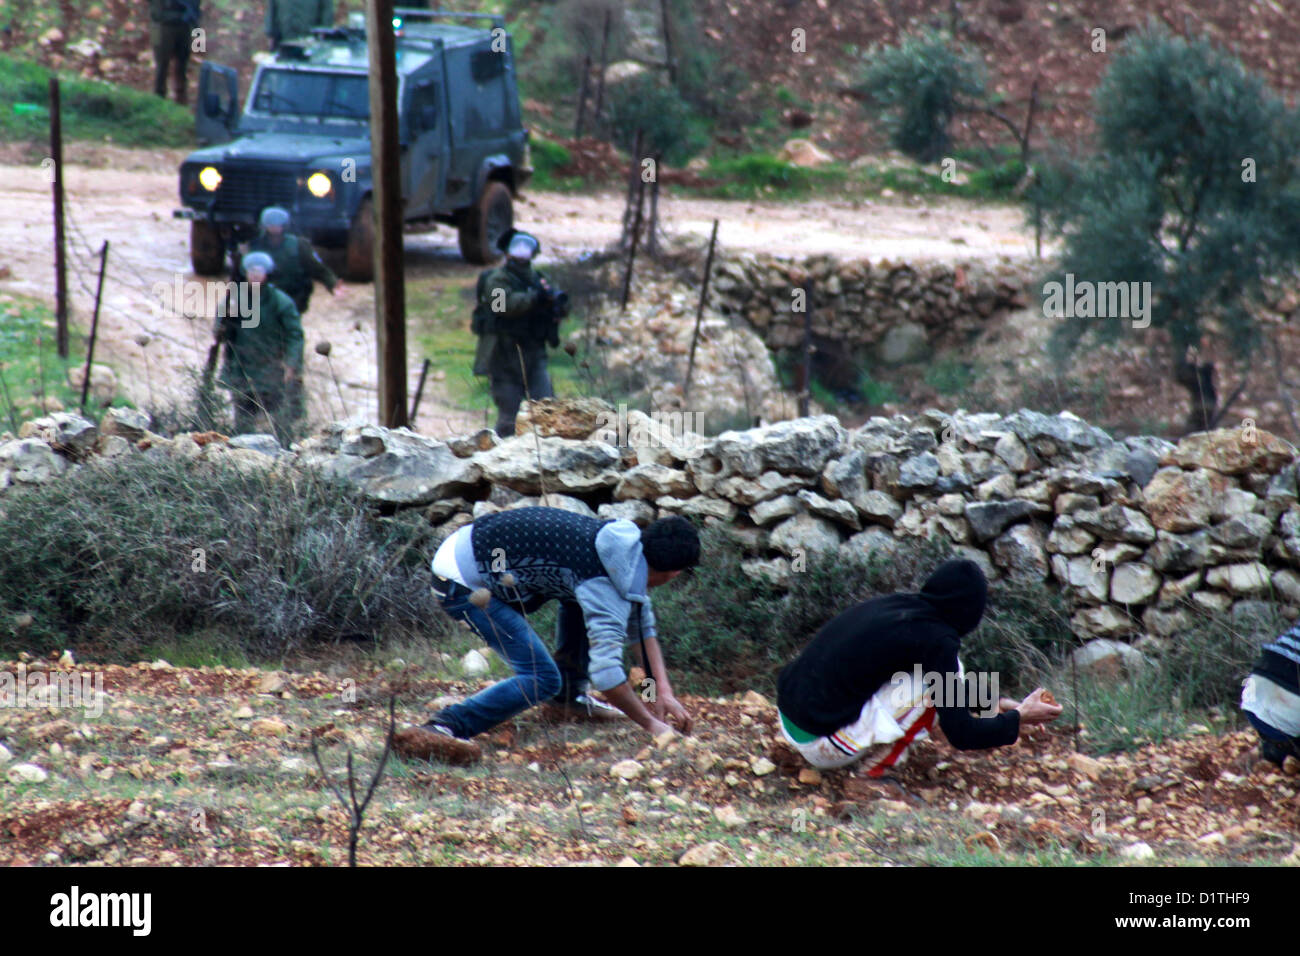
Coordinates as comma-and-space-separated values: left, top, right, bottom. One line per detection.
212, 168, 300, 216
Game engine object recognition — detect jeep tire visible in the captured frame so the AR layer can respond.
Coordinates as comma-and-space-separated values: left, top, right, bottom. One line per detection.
190, 220, 225, 276
458, 180, 513, 265
345, 196, 376, 282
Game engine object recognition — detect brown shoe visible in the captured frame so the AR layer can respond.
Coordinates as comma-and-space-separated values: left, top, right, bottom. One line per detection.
392, 725, 482, 766
538, 694, 623, 724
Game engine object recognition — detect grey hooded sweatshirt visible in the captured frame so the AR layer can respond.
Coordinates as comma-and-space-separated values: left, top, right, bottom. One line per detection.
451, 507, 657, 691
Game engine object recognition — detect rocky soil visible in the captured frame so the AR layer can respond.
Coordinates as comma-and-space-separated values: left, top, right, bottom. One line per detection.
1, 654, 1297, 867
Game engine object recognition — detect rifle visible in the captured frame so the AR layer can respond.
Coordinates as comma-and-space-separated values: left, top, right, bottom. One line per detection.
203, 242, 241, 389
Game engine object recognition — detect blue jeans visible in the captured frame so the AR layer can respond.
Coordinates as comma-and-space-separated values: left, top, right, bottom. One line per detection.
431, 578, 562, 739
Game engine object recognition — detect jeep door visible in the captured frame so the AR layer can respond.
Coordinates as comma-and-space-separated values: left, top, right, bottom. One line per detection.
196, 63, 239, 146
443, 39, 513, 211
402, 73, 448, 218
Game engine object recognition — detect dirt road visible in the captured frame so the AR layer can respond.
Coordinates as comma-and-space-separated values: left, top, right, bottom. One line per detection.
0, 145, 1040, 437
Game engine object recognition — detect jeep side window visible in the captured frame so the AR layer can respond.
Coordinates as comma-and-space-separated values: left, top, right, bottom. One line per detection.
410, 83, 439, 134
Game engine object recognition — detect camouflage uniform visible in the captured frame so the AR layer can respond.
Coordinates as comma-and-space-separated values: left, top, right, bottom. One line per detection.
149, 0, 200, 103
244, 231, 338, 316
218, 282, 304, 443
474, 259, 557, 436
265, 0, 335, 50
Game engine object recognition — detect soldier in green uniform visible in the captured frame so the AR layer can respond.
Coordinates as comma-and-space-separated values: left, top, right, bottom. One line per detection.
149, 0, 201, 103
265, 0, 335, 51
472, 230, 567, 436
218, 251, 305, 443
243, 207, 342, 316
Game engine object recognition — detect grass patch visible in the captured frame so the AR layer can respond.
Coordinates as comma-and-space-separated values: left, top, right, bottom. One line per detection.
0, 54, 193, 148
923, 358, 977, 396
0, 294, 125, 427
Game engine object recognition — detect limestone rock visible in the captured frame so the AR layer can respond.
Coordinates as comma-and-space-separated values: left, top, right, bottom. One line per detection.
770, 513, 842, 556
615, 463, 694, 500
100, 406, 151, 442
19, 412, 99, 460
474, 436, 618, 494
1109, 563, 1160, 605
1143, 467, 1214, 532
1161, 427, 1297, 476
990, 524, 1048, 580
965, 499, 1034, 542
516, 397, 615, 439
1071, 636, 1146, 672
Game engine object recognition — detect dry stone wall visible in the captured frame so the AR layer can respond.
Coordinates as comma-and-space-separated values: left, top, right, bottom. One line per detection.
6, 400, 1300, 661
706, 253, 1034, 359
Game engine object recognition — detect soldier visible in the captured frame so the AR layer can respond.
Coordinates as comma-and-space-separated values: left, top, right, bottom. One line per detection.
149, 0, 201, 104
218, 251, 305, 443
472, 229, 567, 436
242, 207, 342, 317
265, 0, 335, 51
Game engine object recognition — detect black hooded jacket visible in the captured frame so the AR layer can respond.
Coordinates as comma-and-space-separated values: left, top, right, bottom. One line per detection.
776, 559, 1021, 750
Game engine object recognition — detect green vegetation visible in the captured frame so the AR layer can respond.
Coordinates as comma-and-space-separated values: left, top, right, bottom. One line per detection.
604, 73, 709, 167
1033, 22, 1300, 431
0, 454, 446, 660
526, 135, 583, 192
923, 358, 976, 396
0, 54, 193, 148
0, 294, 123, 427
858, 29, 986, 162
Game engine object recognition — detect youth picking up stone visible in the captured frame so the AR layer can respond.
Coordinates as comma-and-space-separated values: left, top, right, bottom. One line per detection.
774, 559, 1062, 774
393, 508, 700, 765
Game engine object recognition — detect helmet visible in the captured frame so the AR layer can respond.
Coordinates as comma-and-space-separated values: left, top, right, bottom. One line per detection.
496, 228, 540, 259
259, 206, 291, 230
241, 251, 276, 276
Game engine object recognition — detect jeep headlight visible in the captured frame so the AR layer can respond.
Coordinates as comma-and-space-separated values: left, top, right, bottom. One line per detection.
306, 171, 333, 198
198, 166, 222, 191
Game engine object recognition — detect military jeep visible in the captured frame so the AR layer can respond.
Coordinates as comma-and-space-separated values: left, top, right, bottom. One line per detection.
175, 8, 531, 280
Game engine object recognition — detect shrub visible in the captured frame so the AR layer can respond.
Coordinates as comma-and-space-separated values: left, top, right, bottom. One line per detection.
0, 454, 447, 661
858, 30, 985, 162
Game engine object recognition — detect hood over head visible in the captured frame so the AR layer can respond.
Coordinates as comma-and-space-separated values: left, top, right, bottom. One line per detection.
594, 519, 650, 603
919, 558, 987, 636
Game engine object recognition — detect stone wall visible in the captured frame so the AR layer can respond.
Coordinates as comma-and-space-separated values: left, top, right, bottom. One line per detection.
6, 401, 1300, 662
707, 253, 1033, 362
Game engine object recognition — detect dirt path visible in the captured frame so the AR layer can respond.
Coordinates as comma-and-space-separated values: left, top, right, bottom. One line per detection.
0, 147, 1041, 437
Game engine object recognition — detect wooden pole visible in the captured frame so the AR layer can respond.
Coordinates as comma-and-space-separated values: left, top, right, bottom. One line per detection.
366, 0, 408, 428
659, 0, 676, 84
593, 9, 611, 123
409, 357, 430, 424
50, 76, 69, 359
798, 278, 814, 417
574, 53, 591, 139
621, 174, 645, 312
80, 240, 109, 413
683, 219, 718, 401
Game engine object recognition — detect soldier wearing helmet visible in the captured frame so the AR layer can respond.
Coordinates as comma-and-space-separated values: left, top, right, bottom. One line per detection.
242, 206, 342, 316
218, 250, 305, 442
471, 229, 568, 436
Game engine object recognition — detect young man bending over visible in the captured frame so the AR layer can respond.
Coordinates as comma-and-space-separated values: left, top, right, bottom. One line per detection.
394, 507, 699, 765
776, 558, 1062, 774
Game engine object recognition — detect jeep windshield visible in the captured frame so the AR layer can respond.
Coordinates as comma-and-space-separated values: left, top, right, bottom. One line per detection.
248, 68, 370, 125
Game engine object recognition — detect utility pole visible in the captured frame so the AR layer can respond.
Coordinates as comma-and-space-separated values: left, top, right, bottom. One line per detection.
50, 77, 69, 359
366, 0, 408, 428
